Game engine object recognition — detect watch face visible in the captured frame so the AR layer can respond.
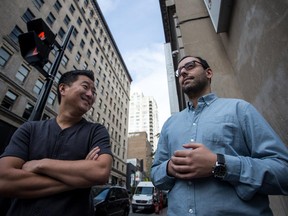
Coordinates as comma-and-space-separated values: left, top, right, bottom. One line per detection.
213, 164, 226, 178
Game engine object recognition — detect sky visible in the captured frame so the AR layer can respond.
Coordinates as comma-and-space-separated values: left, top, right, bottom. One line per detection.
97, 0, 171, 130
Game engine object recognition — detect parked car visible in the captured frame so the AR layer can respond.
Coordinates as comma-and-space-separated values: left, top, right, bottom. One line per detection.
91, 185, 130, 216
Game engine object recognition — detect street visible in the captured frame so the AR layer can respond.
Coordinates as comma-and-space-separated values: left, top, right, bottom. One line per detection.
129, 207, 167, 216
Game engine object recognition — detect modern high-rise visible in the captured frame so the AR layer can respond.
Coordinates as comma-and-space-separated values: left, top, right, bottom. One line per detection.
128, 89, 159, 151
159, 0, 288, 214
0, 0, 132, 186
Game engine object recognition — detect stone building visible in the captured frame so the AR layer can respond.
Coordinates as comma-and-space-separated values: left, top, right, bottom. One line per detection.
127, 132, 153, 177
0, 0, 132, 186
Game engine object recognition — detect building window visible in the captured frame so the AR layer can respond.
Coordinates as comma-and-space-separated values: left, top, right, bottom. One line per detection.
32, 0, 44, 10
87, 103, 95, 114
80, 40, 85, 49
43, 61, 52, 73
54, 71, 62, 83
33, 79, 44, 95
103, 105, 107, 114
98, 99, 102, 109
98, 66, 102, 76
96, 112, 100, 122
22, 8, 35, 23
72, 28, 78, 38
54, 0, 62, 13
67, 41, 74, 52
95, 78, 99, 88
92, 58, 97, 67
75, 52, 81, 63
42, 113, 50, 120
90, 39, 94, 47
87, 49, 91, 59
9, 26, 23, 43
77, 17, 82, 26
0, 47, 11, 67
61, 55, 69, 67
46, 12, 56, 26
69, 4, 75, 14
90, 9, 94, 17
92, 29, 96, 35
101, 118, 105, 125
16, 65, 29, 83
47, 91, 56, 105
83, 61, 88, 70
63, 15, 71, 27
84, 28, 88, 37
81, 7, 85, 14
22, 102, 34, 120
1, 90, 18, 110
58, 27, 66, 40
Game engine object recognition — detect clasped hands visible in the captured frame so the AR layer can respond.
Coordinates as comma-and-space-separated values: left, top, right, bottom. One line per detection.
167, 143, 217, 179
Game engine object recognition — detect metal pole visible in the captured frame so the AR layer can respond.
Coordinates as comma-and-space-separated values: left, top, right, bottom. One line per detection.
29, 25, 74, 121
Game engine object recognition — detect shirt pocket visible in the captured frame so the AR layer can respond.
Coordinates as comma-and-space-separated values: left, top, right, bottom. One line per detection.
199, 115, 247, 156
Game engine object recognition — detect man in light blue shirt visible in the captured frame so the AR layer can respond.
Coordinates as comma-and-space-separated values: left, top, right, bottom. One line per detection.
151, 56, 288, 215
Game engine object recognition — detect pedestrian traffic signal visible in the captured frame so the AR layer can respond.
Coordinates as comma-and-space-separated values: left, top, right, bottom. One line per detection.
27, 18, 56, 48
18, 18, 56, 67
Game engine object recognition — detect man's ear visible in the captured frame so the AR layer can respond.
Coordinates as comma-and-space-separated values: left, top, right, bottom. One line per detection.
59, 83, 66, 94
206, 68, 213, 79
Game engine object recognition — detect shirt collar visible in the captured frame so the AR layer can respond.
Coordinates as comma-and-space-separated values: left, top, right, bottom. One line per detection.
187, 93, 218, 110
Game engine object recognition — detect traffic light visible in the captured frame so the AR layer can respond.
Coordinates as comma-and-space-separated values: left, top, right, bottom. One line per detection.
18, 18, 56, 68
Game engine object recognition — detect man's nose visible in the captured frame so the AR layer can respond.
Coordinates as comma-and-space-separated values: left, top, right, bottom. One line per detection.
180, 69, 188, 77
86, 89, 94, 97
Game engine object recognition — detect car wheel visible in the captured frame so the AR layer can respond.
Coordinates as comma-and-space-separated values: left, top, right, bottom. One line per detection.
122, 209, 129, 216
132, 208, 136, 213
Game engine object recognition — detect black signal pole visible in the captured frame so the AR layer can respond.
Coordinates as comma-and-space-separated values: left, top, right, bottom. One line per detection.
29, 25, 74, 121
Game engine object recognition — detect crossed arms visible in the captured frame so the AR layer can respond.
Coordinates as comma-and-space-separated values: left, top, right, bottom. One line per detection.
0, 147, 112, 199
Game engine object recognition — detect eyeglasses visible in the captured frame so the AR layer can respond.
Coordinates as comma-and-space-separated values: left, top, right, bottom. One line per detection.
175, 60, 205, 77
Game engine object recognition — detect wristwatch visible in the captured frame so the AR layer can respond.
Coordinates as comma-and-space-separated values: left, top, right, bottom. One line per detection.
212, 153, 226, 179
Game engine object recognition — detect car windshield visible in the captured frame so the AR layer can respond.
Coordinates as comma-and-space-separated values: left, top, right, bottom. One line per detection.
95, 188, 109, 200
135, 187, 154, 195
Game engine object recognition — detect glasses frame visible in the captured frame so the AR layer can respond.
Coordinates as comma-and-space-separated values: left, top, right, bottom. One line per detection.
175, 60, 205, 77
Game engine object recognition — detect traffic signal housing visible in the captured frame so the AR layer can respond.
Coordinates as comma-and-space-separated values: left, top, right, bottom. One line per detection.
18, 18, 56, 70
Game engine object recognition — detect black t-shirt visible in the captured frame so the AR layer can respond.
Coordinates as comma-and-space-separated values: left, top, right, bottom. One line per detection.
1, 118, 112, 216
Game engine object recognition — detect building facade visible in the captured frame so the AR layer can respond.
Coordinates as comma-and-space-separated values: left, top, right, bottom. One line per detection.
159, 0, 288, 214
128, 89, 159, 151
0, 0, 132, 186
127, 132, 153, 178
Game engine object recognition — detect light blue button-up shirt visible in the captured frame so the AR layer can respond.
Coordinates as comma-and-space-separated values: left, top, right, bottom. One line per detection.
151, 93, 288, 216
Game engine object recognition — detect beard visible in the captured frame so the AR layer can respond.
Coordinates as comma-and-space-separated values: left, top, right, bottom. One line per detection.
182, 77, 210, 97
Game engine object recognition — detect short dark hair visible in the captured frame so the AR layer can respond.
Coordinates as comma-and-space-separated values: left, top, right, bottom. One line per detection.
57, 70, 95, 104
178, 55, 210, 69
